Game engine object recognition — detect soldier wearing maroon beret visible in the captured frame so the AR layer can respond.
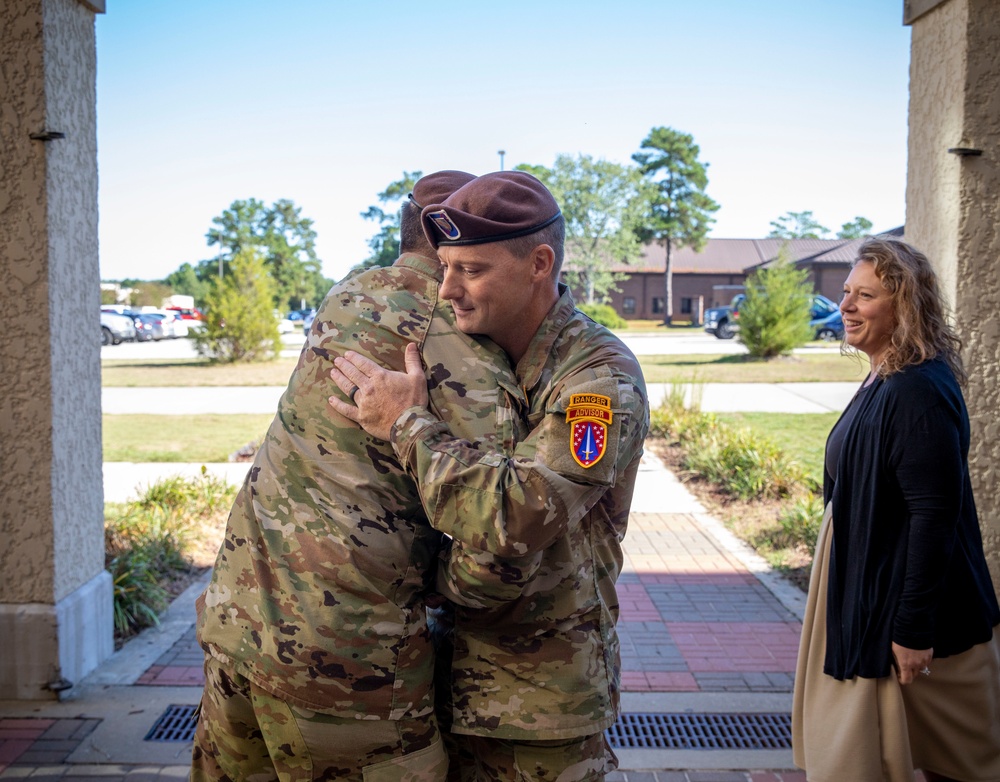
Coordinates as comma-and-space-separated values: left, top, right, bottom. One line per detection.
331, 171, 650, 780
193, 171, 547, 781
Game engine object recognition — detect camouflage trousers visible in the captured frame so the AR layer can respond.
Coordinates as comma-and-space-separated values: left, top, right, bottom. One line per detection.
191, 655, 449, 781
443, 732, 617, 782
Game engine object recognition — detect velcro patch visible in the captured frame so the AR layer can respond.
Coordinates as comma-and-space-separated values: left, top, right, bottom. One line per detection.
566, 394, 612, 468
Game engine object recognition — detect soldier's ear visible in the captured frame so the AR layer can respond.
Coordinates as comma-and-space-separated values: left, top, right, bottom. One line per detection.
528, 244, 555, 282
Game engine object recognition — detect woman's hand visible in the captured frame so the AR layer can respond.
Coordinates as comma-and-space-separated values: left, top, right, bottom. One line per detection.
891, 641, 933, 685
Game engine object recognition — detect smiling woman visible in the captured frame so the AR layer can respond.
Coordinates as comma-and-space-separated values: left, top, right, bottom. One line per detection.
793, 237, 1000, 782
839, 259, 897, 369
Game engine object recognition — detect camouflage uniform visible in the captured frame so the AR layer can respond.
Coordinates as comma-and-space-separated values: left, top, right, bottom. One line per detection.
194, 253, 543, 778
390, 286, 649, 751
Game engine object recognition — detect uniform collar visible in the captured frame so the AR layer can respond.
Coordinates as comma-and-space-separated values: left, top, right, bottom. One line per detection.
394, 252, 443, 282
516, 283, 576, 392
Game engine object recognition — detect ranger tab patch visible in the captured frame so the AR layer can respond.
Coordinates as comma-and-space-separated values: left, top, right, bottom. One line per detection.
427, 209, 461, 240
565, 393, 612, 468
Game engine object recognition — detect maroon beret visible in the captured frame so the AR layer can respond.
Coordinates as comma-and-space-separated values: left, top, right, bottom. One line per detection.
420, 171, 562, 248
408, 170, 476, 210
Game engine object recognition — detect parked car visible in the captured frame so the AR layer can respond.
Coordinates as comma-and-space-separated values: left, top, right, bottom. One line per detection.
705, 293, 839, 339
100, 310, 136, 345
286, 308, 315, 322
135, 312, 167, 341
704, 301, 738, 339
142, 309, 188, 338
812, 310, 844, 341
165, 306, 204, 322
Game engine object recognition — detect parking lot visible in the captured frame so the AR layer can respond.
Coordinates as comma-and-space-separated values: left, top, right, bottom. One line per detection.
101, 331, 842, 360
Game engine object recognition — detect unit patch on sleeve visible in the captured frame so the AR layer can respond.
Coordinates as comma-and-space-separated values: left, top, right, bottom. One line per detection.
565, 393, 612, 468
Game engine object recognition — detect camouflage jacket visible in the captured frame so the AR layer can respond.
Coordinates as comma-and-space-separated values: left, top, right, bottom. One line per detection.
391, 285, 650, 739
197, 253, 534, 720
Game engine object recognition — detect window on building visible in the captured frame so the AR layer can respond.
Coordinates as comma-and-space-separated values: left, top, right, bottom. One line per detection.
652, 297, 665, 314
680, 297, 693, 314
622, 297, 636, 315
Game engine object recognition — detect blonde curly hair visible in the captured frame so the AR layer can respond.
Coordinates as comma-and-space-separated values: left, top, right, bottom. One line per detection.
851, 236, 966, 385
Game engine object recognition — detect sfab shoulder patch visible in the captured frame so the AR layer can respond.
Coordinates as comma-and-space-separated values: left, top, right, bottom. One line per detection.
565, 393, 612, 468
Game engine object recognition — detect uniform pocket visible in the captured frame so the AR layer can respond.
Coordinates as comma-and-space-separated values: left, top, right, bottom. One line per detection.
362, 737, 449, 782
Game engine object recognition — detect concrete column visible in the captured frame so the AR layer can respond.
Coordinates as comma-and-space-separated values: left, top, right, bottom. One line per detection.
0, 0, 109, 700
905, 0, 1000, 590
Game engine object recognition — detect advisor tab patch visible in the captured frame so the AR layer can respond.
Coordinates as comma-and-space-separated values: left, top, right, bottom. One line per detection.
565, 393, 612, 468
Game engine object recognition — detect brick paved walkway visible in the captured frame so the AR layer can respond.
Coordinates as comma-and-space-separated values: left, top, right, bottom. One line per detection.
0, 494, 938, 780
132, 510, 802, 698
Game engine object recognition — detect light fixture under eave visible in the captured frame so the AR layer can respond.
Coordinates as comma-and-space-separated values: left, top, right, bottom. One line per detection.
947, 147, 982, 156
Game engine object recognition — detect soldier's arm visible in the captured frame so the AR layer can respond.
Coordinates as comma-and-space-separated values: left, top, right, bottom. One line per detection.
396, 370, 648, 607
329, 345, 648, 586
328, 345, 599, 557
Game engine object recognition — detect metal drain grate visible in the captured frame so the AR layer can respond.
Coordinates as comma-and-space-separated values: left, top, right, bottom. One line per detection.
145, 704, 199, 742
142, 705, 789, 749
606, 712, 791, 750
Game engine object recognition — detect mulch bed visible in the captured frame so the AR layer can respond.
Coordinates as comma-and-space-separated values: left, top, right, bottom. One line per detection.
648, 440, 812, 593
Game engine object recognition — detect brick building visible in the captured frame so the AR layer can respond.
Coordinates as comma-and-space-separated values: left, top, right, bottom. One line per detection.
580, 228, 903, 323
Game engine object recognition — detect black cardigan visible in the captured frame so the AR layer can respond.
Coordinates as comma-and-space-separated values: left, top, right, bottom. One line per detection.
823, 357, 999, 680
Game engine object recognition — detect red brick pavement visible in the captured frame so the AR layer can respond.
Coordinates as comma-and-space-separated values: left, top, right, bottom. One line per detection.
140, 511, 805, 695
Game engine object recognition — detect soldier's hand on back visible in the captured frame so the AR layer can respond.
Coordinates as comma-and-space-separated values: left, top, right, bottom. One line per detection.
328, 342, 429, 441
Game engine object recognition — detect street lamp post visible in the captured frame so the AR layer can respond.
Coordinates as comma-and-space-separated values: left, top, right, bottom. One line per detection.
498, 149, 506, 171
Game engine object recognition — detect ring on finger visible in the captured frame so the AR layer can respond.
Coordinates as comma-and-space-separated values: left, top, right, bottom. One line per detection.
919, 667, 931, 676
348, 385, 359, 403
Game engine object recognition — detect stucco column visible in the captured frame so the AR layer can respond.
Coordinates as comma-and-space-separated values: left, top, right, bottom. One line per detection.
905, 0, 1000, 590
0, 0, 110, 700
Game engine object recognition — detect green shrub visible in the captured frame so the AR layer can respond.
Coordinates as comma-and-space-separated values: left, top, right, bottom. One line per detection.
193, 248, 282, 363
650, 384, 717, 444
653, 390, 806, 502
104, 472, 237, 640
777, 492, 824, 552
578, 303, 627, 330
108, 550, 169, 636
738, 245, 816, 358
684, 426, 804, 501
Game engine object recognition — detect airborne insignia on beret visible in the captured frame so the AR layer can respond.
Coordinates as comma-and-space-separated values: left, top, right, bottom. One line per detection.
565, 393, 612, 468
427, 209, 461, 240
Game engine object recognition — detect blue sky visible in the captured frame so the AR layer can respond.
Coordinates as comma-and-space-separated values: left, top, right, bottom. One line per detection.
96, 1, 912, 284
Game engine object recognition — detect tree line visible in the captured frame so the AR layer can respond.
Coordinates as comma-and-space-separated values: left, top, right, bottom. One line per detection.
356, 126, 873, 325
106, 124, 874, 360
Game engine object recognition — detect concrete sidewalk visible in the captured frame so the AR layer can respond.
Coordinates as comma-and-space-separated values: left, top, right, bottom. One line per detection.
2, 452, 816, 780
102, 381, 858, 416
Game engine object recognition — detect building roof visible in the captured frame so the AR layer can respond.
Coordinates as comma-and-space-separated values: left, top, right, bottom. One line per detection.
604, 227, 905, 275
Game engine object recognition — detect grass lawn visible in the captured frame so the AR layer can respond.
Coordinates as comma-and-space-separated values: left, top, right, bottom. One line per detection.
639, 353, 866, 383
715, 412, 840, 487
102, 358, 299, 387
103, 414, 273, 462
617, 320, 702, 333
103, 353, 865, 386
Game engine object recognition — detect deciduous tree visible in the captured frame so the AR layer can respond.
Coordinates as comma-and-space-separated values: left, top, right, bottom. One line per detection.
163, 263, 211, 309
129, 281, 173, 308
358, 171, 422, 270
206, 198, 327, 311
767, 211, 831, 240
836, 216, 873, 239
516, 155, 650, 304
633, 127, 720, 325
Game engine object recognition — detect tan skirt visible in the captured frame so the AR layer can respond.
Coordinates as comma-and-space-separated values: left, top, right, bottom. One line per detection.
792, 502, 1000, 782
